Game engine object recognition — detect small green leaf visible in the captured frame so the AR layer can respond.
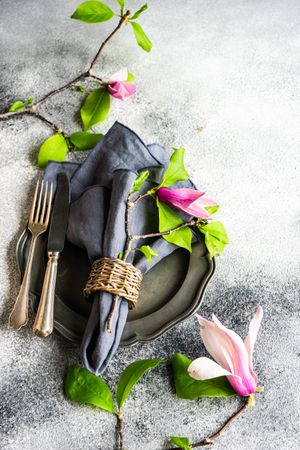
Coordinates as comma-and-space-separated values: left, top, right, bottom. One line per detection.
200, 221, 229, 243
170, 436, 192, 450
71, 1, 114, 23
157, 201, 192, 252
65, 365, 116, 413
171, 354, 236, 399
69, 131, 103, 150
199, 221, 229, 259
116, 359, 165, 409
80, 88, 110, 131
117, 251, 124, 260
37, 133, 68, 168
27, 96, 34, 105
203, 233, 225, 259
160, 148, 189, 188
130, 4, 148, 20
138, 245, 158, 263
205, 205, 219, 215
76, 85, 86, 93
130, 22, 152, 52
9, 101, 25, 112
127, 72, 135, 82
116, 0, 124, 14
132, 170, 149, 194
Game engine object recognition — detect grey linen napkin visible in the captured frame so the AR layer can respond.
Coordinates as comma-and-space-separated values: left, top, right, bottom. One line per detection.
43, 122, 195, 375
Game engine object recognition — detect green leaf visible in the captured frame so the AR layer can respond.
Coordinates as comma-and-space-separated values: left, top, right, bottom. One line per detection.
160, 148, 189, 188
117, 251, 124, 260
169, 436, 192, 450
200, 221, 229, 243
157, 201, 192, 252
65, 365, 116, 413
69, 131, 103, 150
127, 72, 135, 82
130, 4, 148, 20
137, 245, 158, 263
130, 22, 152, 52
80, 88, 110, 131
37, 133, 68, 168
9, 101, 25, 112
132, 170, 149, 194
205, 205, 219, 215
76, 85, 86, 93
27, 96, 34, 105
116, 0, 124, 14
116, 359, 165, 409
199, 221, 229, 259
171, 354, 236, 399
71, 1, 114, 23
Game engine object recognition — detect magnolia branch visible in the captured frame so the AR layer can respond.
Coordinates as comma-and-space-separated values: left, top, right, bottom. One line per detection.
0, 11, 131, 135
105, 192, 199, 331
169, 399, 250, 449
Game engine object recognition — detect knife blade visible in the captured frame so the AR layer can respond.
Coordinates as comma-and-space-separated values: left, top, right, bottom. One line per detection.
33, 173, 70, 337
47, 173, 70, 253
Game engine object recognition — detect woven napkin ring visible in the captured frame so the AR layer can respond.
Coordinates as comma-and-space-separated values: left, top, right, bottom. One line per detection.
83, 257, 143, 309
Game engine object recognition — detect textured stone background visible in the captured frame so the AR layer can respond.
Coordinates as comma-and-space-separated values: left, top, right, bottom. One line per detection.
0, 0, 300, 449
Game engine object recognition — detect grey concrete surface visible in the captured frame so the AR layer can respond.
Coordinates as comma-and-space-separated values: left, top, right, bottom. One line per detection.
0, 0, 300, 449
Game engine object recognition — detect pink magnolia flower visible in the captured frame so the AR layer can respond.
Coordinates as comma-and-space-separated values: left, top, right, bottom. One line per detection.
107, 68, 136, 100
156, 187, 217, 219
188, 307, 263, 397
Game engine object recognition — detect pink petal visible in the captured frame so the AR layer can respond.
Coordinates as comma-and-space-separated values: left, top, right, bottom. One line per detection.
108, 67, 128, 83
107, 81, 136, 100
156, 188, 216, 219
211, 314, 257, 395
244, 307, 263, 381
188, 357, 233, 380
196, 314, 235, 373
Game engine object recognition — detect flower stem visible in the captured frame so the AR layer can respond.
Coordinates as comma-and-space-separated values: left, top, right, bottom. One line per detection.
132, 220, 197, 241
116, 412, 125, 450
169, 399, 249, 449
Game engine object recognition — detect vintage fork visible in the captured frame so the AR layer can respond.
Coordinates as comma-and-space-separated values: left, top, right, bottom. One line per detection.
9, 179, 53, 330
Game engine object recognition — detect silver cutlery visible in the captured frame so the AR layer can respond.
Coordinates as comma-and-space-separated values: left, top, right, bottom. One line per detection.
9, 179, 53, 330
33, 173, 70, 337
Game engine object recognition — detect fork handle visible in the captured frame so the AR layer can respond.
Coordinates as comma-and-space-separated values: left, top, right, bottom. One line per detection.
33, 251, 59, 337
9, 235, 38, 330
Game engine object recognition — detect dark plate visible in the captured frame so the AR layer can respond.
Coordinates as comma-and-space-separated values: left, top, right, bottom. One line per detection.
16, 229, 215, 346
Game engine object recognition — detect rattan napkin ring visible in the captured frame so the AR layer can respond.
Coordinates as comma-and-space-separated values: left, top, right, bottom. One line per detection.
83, 257, 143, 309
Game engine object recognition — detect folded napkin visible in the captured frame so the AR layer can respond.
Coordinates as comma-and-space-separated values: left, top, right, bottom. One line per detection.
44, 122, 195, 375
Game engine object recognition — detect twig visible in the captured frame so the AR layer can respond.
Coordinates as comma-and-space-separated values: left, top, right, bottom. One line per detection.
88, 74, 105, 85
106, 295, 119, 333
0, 108, 63, 134
33, 73, 87, 109
105, 190, 133, 332
116, 413, 125, 450
0, 11, 131, 130
132, 220, 197, 240
132, 190, 154, 205
88, 13, 129, 73
169, 399, 249, 449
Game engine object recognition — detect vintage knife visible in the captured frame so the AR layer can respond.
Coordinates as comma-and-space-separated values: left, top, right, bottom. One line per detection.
33, 173, 70, 337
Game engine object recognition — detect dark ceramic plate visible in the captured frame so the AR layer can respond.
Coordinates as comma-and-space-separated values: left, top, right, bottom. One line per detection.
16, 229, 215, 346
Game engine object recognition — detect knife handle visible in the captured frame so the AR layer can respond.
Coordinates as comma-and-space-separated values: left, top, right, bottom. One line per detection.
33, 251, 59, 337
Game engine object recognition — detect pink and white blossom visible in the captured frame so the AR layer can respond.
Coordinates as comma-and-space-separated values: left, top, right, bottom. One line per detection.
188, 307, 263, 397
107, 68, 136, 100
156, 187, 217, 219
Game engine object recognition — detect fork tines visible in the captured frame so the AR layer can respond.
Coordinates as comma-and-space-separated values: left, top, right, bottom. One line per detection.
30, 179, 53, 227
